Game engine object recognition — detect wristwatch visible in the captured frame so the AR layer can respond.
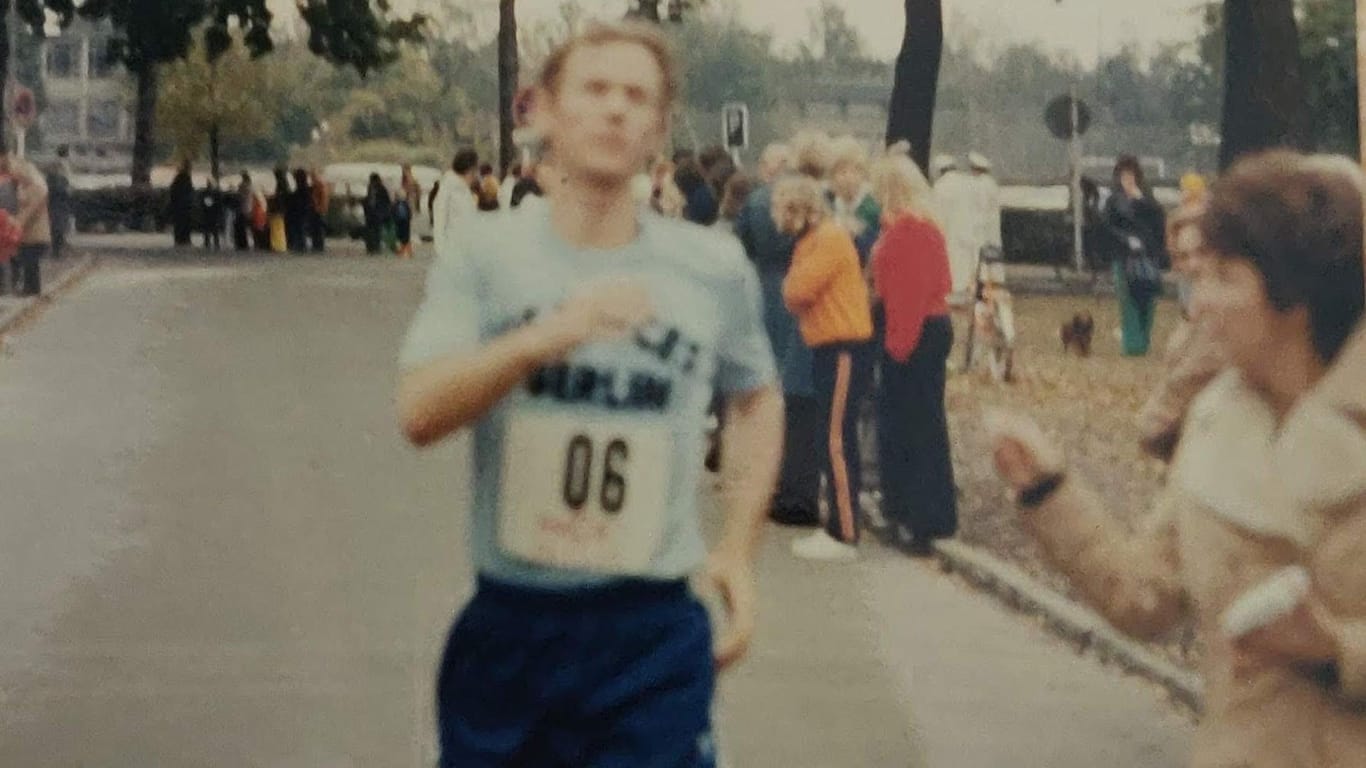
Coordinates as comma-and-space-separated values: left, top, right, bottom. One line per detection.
1018, 472, 1066, 509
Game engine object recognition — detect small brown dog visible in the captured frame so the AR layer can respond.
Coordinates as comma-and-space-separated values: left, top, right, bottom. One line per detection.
1060, 311, 1095, 357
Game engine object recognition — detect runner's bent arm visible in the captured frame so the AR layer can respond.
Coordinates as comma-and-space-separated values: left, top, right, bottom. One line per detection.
397, 241, 568, 448
398, 320, 579, 448
397, 246, 654, 448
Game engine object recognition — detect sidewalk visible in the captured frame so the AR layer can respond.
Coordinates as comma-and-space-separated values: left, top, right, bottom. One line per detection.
68, 231, 374, 257
710, 517, 1194, 767
0, 252, 99, 336
63, 232, 1168, 296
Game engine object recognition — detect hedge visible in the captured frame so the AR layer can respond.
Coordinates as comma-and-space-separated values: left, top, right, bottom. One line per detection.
71, 188, 171, 233
71, 188, 367, 239
68, 188, 1103, 267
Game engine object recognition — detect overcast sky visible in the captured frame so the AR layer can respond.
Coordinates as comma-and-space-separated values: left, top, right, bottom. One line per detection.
270, 0, 1210, 65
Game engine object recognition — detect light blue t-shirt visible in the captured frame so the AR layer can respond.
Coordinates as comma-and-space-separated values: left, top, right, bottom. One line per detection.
400, 205, 776, 591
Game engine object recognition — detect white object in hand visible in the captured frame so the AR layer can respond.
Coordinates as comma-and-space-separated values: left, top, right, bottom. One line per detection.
1220, 566, 1312, 639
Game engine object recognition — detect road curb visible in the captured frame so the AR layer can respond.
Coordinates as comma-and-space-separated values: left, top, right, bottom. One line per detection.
0, 254, 99, 336
932, 538, 1204, 713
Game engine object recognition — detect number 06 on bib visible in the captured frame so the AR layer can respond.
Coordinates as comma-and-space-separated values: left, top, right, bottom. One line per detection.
499, 411, 673, 574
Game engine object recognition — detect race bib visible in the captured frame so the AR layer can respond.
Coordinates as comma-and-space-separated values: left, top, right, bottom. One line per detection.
498, 410, 672, 574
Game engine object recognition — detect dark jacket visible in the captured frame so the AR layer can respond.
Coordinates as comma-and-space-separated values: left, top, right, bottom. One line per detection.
733, 182, 812, 397
169, 172, 195, 216
364, 184, 392, 225
1104, 190, 1168, 269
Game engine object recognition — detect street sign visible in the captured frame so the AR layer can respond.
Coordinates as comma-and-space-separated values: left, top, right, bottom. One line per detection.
1046, 91, 1091, 273
10, 84, 36, 157
1045, 94, 1091, 141
11, 84, 36, 130
722, 102, 749, 151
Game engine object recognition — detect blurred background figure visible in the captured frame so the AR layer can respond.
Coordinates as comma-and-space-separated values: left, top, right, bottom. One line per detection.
198, 177, 223, 251
362, 172, 391, 255
1104, 154, 1167, 357
931, 154, 976, 300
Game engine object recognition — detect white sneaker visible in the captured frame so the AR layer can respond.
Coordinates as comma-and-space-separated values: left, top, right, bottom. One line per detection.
791, 530, 858, 561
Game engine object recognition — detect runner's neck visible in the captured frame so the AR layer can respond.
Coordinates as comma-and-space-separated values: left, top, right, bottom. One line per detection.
550, 175, 639, 250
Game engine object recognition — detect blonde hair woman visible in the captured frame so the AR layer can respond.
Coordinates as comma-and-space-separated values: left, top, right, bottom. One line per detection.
867, 152, 957, 555
828, 135, 881, 266
790, 130, 833, 180
774, 174, 874, 560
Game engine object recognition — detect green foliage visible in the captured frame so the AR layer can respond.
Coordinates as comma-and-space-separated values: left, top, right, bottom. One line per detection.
74, 1, 273, 74
794, 0, 884, 79
671, 16, 777, 112
1195, 0, 1357, 155
1297, 0, 1357, 154
158, 30, 276, 166
69, 0, 426, 75
296, 0, 429, 77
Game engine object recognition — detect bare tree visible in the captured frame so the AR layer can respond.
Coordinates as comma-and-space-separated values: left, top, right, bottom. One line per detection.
886, 0, 943, 175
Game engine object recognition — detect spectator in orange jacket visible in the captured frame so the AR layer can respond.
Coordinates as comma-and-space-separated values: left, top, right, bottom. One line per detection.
774, 174, 873, 561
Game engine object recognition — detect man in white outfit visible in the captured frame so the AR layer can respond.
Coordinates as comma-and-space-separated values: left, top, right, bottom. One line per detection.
931, 154, 978, 300
967, 151, 1002, 256
432, 149, 480, 253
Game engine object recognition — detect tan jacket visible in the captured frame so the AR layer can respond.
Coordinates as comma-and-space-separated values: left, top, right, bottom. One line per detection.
1028, 345, 1366, 766
1274, 324, 1366, 705
1136, 318, 1226, 461
9, 158, 50, 245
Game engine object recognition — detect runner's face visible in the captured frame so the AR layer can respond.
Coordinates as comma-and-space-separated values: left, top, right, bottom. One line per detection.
1189, 254, 1307, 381
542, 42, 667, 187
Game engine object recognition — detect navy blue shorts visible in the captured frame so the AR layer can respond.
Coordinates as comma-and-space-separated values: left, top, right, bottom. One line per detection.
436, 576, 718, 768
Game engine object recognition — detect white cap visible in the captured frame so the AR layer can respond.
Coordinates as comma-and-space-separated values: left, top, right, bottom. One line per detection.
931, 154, 957, 175
968, 152, 993, 171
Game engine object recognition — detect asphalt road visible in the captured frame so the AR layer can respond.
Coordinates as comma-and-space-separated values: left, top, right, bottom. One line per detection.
0, 253, 1192, 767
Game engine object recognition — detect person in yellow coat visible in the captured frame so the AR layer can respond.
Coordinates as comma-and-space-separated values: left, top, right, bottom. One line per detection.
268, 167, 289, 253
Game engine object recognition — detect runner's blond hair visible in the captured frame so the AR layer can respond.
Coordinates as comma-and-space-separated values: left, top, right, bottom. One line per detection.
536, 22, 678, 111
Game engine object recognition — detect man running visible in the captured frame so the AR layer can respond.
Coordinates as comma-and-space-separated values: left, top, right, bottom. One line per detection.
397, 22, 783, 768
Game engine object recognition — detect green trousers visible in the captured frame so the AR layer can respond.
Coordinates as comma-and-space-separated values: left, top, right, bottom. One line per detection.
1114, 261, 1155, 356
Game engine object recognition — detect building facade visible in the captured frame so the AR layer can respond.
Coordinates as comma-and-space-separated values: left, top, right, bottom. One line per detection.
37, 20, 132, 171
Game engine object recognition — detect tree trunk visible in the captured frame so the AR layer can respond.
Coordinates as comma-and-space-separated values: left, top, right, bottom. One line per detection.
885, 0, 943, 177
0, 0, 10, 151
497, 0, 518, 178
209, 123, 221, 181
1357, 0, 1365, 165
131, 64, 158, 189
1219, 0, 1308, 169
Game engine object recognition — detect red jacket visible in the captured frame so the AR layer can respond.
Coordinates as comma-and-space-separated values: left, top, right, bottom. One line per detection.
872, 212, 951, 362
